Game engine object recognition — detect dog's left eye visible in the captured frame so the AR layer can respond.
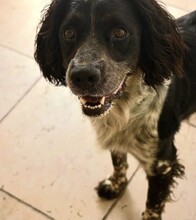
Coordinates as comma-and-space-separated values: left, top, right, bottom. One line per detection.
112, 28, 128, 39
64, 28, 76, 40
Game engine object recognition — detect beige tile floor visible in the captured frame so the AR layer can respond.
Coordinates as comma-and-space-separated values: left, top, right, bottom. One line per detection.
0, 0, 196, 220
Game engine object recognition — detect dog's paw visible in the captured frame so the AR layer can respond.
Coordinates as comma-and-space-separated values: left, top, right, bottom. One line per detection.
96, 177, 127, 200
142, 209, 162, 220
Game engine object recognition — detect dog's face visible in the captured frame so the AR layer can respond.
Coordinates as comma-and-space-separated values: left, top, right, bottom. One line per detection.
35, 0, 184, 117
59, 0, 141, 117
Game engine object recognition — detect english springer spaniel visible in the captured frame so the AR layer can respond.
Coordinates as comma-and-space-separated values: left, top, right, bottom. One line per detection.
34, 0, 196, 219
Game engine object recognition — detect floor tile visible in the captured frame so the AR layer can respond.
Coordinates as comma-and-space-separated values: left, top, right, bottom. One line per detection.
0, 79, 138, 220
0, 1, 196, 220
162, 0, 196, 12
166, 5, 187, 18
0, 47, 40, 121
0, 0, 50, 57
0, 191, 50, 220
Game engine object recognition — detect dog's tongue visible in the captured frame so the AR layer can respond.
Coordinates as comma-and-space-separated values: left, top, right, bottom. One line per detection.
83, 96, 102, 103
80, 96, 106, 105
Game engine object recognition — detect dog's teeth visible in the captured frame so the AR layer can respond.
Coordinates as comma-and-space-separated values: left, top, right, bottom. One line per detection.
84, 104, 102, 110
80, 97, 87, 105
100, 97, 106, 105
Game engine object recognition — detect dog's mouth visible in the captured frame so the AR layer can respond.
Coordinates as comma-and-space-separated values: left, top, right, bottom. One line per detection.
79, 77, 127, 117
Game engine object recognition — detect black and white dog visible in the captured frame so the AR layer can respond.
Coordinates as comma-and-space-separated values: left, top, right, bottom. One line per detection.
34, 0, 196, 219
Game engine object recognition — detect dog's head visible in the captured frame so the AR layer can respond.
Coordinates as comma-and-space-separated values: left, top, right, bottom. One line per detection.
35, 0, 184, 117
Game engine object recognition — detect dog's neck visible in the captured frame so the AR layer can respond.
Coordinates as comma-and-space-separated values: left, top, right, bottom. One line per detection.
91, 73, 170, 128
90, 73, 171, 154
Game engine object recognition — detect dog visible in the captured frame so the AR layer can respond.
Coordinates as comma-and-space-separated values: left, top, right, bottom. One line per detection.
34, 0, 196, 219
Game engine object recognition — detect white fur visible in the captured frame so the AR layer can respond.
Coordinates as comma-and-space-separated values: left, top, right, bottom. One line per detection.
91, 73, 171, 174
157, 160, 172, 174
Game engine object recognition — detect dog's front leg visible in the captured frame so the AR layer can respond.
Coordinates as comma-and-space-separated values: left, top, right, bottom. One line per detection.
142, 160, 185, 220
96, 151, 128, 200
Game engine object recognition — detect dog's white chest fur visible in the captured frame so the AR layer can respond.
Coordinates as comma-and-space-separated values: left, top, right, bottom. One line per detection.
91, 75, 170, 172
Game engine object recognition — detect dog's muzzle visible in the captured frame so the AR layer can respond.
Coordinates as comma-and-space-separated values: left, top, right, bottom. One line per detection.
69, 65, 127, 117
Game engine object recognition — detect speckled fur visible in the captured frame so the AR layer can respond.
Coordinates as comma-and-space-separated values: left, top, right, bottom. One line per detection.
91, 73, 171, 174
66, 35, 132, 97
97, 152, 128, 199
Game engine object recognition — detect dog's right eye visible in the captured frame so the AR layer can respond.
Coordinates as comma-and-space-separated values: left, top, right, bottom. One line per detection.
112, 28, 128, 39
64, 28, 76, 40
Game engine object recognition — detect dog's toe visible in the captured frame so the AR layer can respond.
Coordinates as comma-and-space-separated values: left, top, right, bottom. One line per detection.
96, 177, 127, 200
142, 209, 162, 220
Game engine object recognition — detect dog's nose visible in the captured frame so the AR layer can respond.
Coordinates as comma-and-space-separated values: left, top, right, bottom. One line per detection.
70, 66, 101, 87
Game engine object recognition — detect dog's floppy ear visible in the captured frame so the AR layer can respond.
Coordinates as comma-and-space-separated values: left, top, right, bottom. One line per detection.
131, 0, 185, 87
34, 0, 68, 86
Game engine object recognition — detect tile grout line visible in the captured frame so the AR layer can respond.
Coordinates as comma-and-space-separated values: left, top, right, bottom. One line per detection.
101, 165, 140, 220
0, 44, 34, 60
0, 76, 42, 124
0, 188, 55, 220
187, 121, 196, 128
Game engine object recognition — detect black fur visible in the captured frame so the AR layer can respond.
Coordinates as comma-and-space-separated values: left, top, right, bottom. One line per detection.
35, 0, 69, 85
145, 161, 185, 218
131, 0, 185, 87
35, 0, 185, 88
